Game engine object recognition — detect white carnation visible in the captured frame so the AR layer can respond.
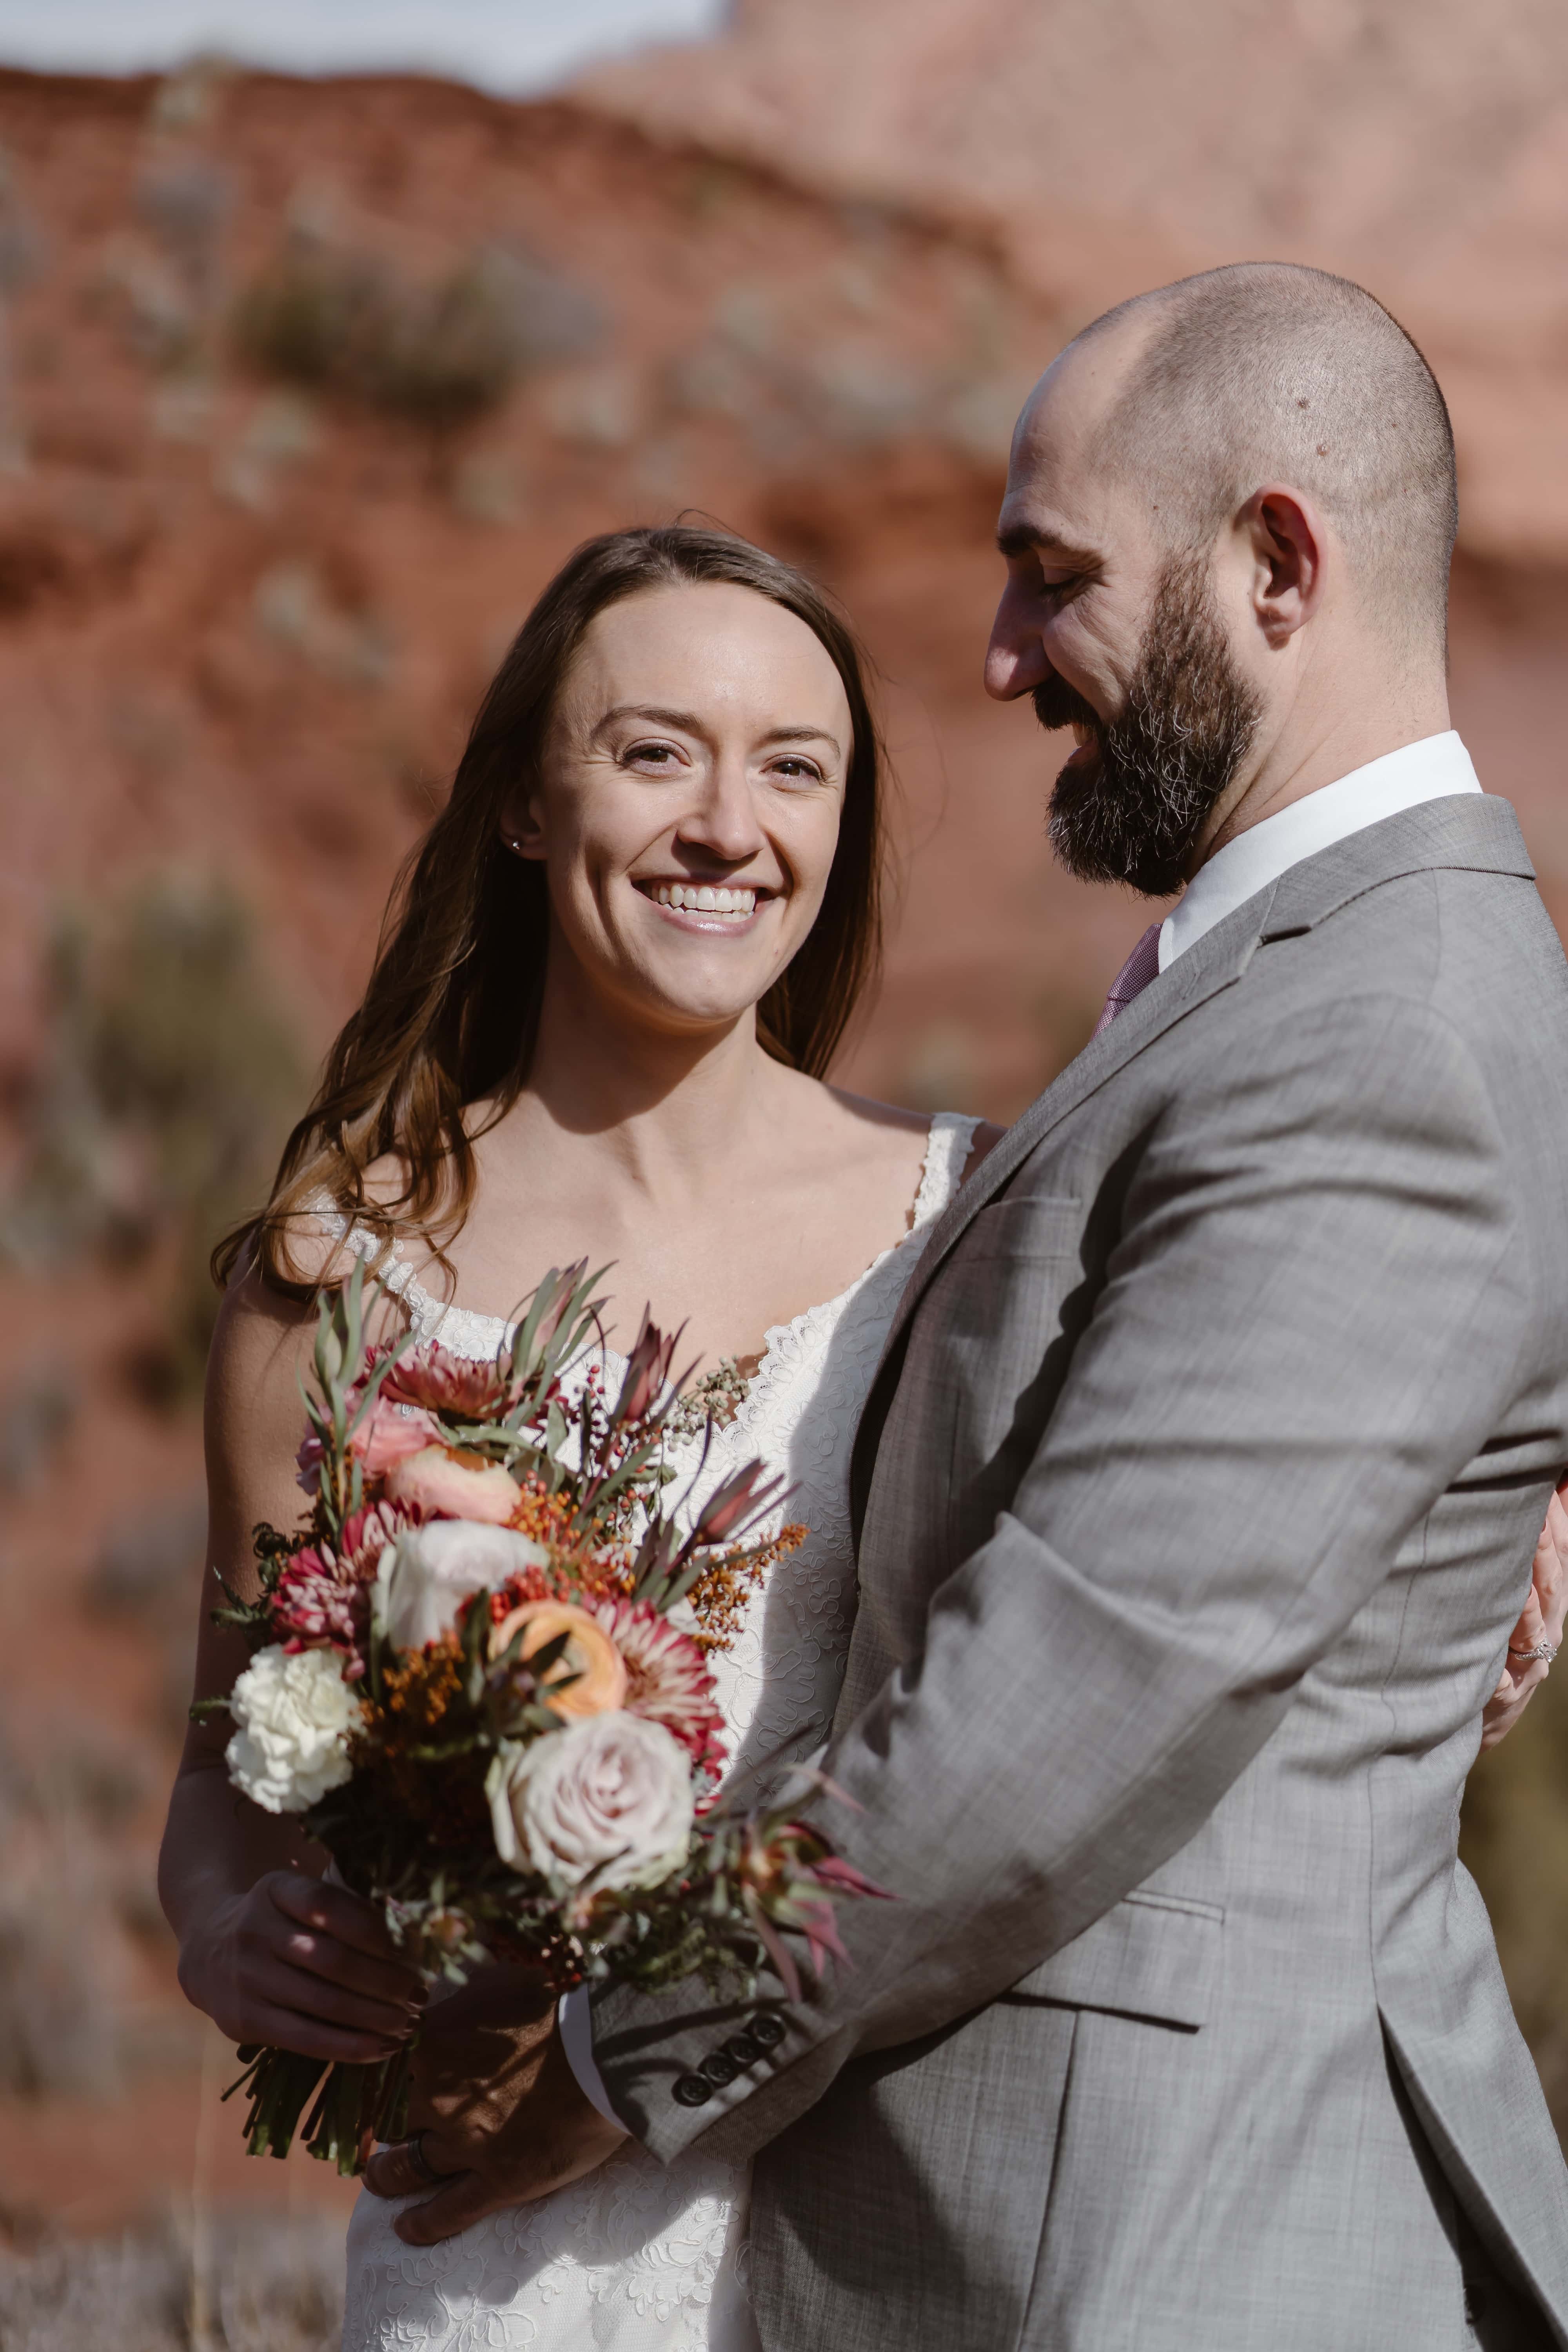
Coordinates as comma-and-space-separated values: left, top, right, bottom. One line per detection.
376, 1521, 552, 1653
486, 1713, 693, 1897
226, 1644, 360, 1815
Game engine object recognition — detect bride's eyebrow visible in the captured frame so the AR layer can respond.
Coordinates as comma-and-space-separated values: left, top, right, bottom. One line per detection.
595, 703, 705, 735
763, 724, 842, 755
594, 707, 842, 756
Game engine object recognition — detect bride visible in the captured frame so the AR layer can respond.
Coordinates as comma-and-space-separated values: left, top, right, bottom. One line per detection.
158, 521, 1001, 2350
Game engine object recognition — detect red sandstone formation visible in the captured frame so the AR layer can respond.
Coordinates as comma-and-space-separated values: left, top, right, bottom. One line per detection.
583, 0, 1568, 561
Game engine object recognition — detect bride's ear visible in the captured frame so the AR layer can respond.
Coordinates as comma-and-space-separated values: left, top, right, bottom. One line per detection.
498, 781, 548, 862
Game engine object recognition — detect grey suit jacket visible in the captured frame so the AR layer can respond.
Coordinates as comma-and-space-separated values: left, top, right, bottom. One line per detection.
593, 794, 1568, 2350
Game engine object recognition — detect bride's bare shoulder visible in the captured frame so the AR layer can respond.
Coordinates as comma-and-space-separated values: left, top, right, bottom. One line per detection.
824, 1084, 1007, 1179
821, 1084, 930, 1143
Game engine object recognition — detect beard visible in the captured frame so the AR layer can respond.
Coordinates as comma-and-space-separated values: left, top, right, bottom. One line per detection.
1037, 553, 1261, 898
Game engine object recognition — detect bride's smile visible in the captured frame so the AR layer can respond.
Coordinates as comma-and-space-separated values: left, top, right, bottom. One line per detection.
641, 877, 767, 924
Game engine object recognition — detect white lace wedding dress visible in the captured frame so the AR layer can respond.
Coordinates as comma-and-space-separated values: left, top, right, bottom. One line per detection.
338, 1112, 979, 2352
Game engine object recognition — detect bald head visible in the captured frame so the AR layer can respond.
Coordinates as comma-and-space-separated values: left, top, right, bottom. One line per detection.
1073, 263, 1457, 649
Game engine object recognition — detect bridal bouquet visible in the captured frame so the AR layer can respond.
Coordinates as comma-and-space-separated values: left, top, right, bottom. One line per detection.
199, 1257, 881, 2173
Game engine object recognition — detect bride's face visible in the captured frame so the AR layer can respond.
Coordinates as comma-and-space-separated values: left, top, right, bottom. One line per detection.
512, 582, 853, 1038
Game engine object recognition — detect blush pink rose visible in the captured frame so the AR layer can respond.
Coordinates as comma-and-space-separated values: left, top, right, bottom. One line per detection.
295, 1397, 439, 1494
385, 1444, 523, 1524
355, 1397, 441, 1478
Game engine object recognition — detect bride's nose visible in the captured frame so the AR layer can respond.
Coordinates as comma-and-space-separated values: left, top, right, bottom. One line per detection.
675, 755, 768, 866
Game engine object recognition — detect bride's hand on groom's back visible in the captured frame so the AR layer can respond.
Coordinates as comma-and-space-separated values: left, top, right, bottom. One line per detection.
176, 1870, 426, 2063
1481, 1481, 1568, 1751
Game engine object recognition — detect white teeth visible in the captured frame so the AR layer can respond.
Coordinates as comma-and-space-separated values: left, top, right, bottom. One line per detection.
649, 882, 758, 918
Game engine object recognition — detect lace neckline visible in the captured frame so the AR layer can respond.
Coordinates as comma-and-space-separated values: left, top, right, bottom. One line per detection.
315, 1111, 980, 1442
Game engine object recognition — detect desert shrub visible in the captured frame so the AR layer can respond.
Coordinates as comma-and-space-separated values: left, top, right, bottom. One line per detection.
234, 236, 602, 433
0, 1368, 72, 1491
0, 1882, 120, 2097
2, 874, 304, 1398
0, 1725, 145, 2096
87, 1490, 206, 1622
85, 1488, 210, 1736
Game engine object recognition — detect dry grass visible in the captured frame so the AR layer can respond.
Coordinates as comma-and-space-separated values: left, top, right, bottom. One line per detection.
0, 2212, 343, 2351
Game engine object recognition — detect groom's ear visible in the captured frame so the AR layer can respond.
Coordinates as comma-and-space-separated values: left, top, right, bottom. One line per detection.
1240, 485, 1326, 648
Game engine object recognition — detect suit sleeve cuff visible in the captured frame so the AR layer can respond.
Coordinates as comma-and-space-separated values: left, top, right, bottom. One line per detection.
559, 1988, 628, 2133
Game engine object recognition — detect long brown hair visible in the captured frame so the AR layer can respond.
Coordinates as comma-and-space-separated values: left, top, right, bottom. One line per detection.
219, 524, 888, 1295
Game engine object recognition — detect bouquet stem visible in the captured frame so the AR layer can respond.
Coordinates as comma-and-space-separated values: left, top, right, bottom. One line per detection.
223, 2033, 417, 2175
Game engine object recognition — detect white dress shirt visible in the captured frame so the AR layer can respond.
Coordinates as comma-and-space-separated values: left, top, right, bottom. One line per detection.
1158, 731, 1482, 972
562, 730, 1484, 2134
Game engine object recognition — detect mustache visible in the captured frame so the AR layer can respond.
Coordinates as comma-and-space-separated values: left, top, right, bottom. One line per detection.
1031, 673, 1102, 735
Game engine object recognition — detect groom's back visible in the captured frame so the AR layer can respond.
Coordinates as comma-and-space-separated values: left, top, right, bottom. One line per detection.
758, 797, 1568, 2352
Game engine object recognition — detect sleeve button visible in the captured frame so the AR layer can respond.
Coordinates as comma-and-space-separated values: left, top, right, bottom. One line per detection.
672, 2073, 713, 2107
748, 2012, 786, 2049
700, 2051, 739, 2087
723, 2033, 762, 2067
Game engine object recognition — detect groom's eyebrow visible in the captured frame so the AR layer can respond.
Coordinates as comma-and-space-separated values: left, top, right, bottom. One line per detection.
996, 522, 1097, 565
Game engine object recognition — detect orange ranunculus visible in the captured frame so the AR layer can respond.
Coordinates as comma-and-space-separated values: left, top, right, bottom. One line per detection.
385, 1445, 523, 1525
490, 1601, 628, 1719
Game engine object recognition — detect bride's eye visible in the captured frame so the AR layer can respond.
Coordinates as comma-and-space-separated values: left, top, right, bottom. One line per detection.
768, 755, 825, 786
624, 740, 682, 770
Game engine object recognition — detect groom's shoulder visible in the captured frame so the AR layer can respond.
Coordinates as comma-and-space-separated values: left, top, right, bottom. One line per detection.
1167, 849, 1568, 1166
1250, 844, 1568, 1044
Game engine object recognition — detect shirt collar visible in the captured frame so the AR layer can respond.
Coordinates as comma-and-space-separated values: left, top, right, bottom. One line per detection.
1158, 731, 1482, 972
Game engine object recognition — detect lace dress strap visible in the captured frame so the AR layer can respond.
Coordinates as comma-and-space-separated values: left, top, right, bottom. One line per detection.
307, 1196, 470, 1348
909, 1112, 982, 1229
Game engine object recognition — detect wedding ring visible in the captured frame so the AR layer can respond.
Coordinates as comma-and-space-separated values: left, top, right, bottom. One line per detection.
1508, 1641, 1559, 1664
405, 2130, 448, 2187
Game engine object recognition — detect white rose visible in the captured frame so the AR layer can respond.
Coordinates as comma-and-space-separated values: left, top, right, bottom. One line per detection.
226, 1644, 360, 1815
486, 1713, 694, 1896
376, 1521, 552, 1653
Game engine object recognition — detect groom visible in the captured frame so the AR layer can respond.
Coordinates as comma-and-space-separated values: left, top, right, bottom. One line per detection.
372, 265, 1568, 2347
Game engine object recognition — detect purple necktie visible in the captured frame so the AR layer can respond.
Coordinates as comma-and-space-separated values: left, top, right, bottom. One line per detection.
1091, 923, 1163, 1039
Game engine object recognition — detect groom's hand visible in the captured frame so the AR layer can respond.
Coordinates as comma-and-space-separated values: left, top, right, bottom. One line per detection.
1481, 1479, 1568, 1750
362, 1963, 627, 2245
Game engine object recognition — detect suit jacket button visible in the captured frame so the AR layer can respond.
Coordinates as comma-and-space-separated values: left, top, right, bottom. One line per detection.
748, 2013, 786, 2049
724, 2033, 762, 2067
672, 2073, 713, 2107
700, 2051, 739, 2088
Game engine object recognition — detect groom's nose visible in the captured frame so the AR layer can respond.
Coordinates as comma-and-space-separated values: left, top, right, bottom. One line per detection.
985, 582, 1054, 700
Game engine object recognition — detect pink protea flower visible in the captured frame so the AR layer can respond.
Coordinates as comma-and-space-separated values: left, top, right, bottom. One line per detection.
587, 1596, 726, 1778
385, 1342, 521, 1423
272, 1499, 411, 1680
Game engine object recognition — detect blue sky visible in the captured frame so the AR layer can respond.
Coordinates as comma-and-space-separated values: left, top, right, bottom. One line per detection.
0, 0, 726, 94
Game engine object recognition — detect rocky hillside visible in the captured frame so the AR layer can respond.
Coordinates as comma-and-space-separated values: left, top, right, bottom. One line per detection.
585, 0, 1568, 559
